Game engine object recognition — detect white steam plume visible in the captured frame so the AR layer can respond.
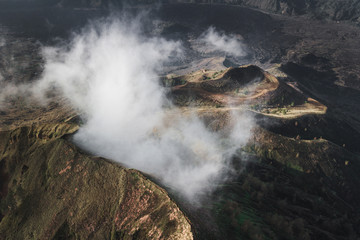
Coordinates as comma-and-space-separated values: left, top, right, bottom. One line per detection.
0, 37, 5, 47
31, 17, 253, 201
198, 26, 246, 58
0, 36, 6, 107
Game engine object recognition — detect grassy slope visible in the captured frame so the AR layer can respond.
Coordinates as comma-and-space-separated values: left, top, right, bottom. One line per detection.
0, 122, 193, 239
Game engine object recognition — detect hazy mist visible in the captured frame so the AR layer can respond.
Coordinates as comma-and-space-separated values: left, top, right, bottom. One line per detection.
199, 26, 247, 58
2, 15, 254, 201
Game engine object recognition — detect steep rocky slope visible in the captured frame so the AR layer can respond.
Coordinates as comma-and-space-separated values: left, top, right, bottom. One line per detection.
0, 106, 193, 239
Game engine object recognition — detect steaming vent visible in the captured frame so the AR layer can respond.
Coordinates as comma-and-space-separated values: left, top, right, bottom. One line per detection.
0, 16, 254, 202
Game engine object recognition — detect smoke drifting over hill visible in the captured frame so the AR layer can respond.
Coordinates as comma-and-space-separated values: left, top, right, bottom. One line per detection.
0, 37, 5, 47
199, 26, 247, 58
3, 15, 254, 201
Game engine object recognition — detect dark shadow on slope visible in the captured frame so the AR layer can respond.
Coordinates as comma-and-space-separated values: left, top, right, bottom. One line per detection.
275, 62, 360, 153
211, 153, 360, 240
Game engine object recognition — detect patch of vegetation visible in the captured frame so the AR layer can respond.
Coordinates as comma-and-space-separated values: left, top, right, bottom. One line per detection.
281, 108, 288, 115
250, 104, 262, 111
286, 161, 303, 172
268, 107, 288, 115
162, 77, 187, 87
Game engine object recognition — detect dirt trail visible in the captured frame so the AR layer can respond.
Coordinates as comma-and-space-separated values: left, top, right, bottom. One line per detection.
171, 68, 327, 119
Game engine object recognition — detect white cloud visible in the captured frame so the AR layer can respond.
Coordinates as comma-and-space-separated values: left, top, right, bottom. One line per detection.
4, 15, 253, 201
0, 37, 5, 47
199, 26, 247, 58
